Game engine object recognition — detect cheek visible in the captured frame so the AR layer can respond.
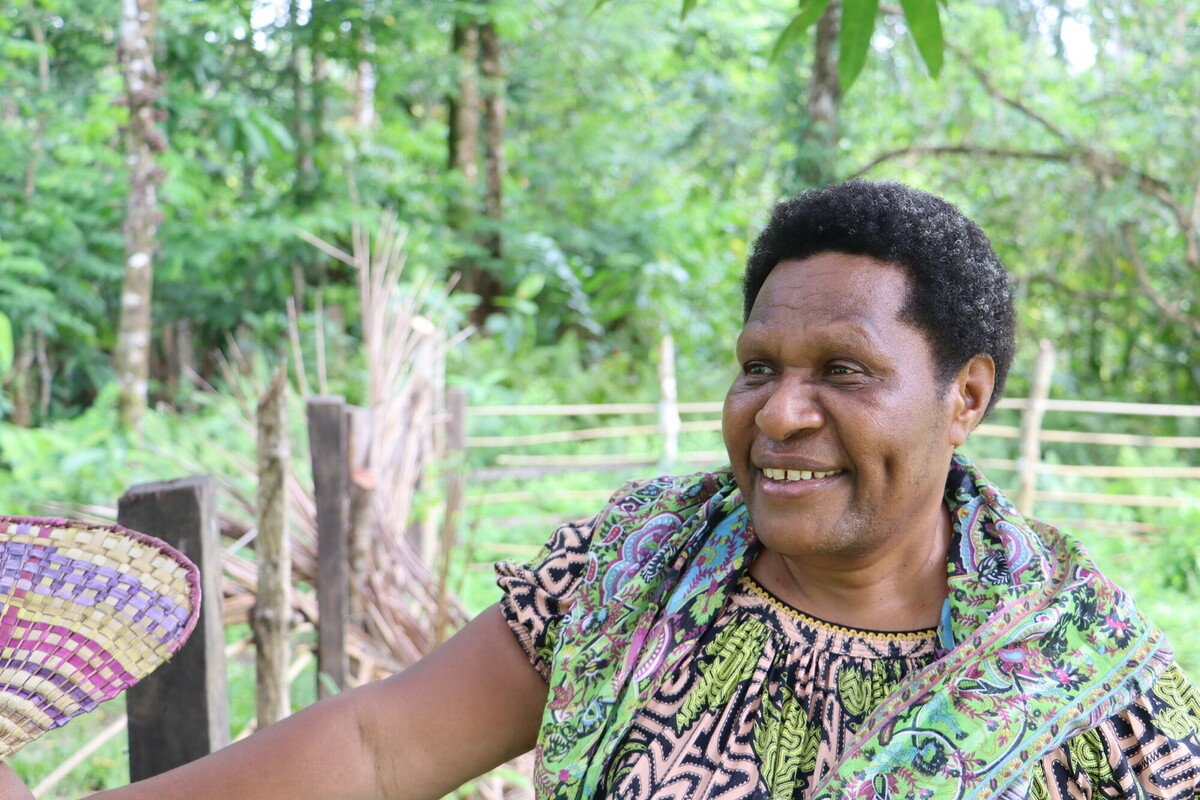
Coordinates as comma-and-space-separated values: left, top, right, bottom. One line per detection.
721, 389, 753, 442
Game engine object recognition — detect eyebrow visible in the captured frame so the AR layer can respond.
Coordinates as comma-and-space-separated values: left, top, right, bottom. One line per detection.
737, 316, 884, 351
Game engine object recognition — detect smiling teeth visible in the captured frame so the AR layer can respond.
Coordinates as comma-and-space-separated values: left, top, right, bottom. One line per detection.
762, 468, 841, 482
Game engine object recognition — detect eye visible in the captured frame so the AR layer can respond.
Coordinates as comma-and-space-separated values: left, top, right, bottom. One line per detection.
826, 362, 868, 383
743, 361, 776, 377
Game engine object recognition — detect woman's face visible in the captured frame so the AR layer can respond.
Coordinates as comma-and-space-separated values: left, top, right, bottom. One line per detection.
722, 252, 982, 566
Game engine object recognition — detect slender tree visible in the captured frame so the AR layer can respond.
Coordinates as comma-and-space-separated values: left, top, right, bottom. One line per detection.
480, 16, 506, 262
446, 6, 504, 324
115, 0, 164, 433
447, 16, 480, 210
800, 1, 842, 187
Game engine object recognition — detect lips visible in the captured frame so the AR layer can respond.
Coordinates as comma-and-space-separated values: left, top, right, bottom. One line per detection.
760, 468, 844, 482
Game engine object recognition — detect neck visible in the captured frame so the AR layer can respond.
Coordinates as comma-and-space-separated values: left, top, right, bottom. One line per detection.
749, 503, 953, 632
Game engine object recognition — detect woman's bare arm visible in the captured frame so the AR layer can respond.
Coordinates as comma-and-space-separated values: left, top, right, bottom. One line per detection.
89, 602, 546, 800
0, 763, 34, 800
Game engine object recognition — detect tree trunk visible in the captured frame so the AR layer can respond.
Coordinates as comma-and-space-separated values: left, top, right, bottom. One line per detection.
468, 16, 506, 322
254, 366, 292, 728
799, 0, 842, 187
447, 19, 480, 187
446, 15, 498, 323
115, 0, 164, 434
9, 331, 34, 427
23, 0, 50, 198
480, 19, 506, 261
35, 330, 51, 419
291, 9, 315, 204
311, 46, 328, 189
353, 26, 377, 130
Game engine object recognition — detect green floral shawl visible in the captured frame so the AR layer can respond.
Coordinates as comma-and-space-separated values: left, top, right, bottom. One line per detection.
530, 455, 1172, 800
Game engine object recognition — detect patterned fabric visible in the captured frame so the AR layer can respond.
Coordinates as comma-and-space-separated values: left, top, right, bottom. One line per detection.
496, 456, 1200, 799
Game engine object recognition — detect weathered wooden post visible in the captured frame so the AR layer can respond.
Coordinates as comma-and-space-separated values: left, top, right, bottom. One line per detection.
408, 332, 439, 565
346, 404, 374, 626
1016, 340, 1056, 516
253, 367, 291, 726
120, 476, 230, 780
308, 395, 350, 697
658, 334, 681, 474
435, 387, 468, 643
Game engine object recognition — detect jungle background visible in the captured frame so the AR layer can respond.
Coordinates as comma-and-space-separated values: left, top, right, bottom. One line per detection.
1, 0, 1199, 795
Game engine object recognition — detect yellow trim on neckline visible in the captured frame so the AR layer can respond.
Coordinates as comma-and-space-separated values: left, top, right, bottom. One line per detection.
741, 574, 938, 643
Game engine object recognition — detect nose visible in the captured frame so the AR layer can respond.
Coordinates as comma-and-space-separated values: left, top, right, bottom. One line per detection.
754, 375, 824, 441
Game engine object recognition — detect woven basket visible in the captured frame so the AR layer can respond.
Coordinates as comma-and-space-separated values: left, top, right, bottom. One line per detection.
0, 516, 201, 758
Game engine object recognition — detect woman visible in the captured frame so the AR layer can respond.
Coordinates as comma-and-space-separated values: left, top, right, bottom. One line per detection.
5, 179, 1197, 799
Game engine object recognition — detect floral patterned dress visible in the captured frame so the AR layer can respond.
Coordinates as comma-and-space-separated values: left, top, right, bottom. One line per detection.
498, 478, 1200, 799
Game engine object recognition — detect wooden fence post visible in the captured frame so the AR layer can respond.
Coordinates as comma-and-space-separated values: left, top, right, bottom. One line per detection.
308, 395, 350, 697
120, 476, 230, 780
435, 387, 468, 643
1016, 340, 1057, 516
346, 404, 374, 626
658, 334, 681, 474
253, 367, 291, 726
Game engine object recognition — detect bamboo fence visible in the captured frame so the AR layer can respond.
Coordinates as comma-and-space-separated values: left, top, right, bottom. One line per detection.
460, 340, 1200, 538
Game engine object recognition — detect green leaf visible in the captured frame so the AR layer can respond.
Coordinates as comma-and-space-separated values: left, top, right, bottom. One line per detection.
242, 119, 270, 164
769, 0, 834, 63
898, 0, 944, 77
838, 0, 880, 91
514, 273, 545, 301
680, 0, 699, 20
0, 312, 12, 377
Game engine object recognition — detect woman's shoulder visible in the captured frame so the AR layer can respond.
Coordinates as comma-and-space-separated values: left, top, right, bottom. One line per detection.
1039, 663, 1200, 795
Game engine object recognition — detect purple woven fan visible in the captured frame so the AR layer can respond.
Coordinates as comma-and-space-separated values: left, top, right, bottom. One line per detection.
0, 517, 201, 757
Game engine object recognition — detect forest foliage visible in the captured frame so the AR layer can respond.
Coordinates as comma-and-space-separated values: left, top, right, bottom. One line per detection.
1, 0, 1197, 427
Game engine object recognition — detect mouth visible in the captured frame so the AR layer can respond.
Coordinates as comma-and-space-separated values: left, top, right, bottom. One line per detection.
760, 468, 844, 482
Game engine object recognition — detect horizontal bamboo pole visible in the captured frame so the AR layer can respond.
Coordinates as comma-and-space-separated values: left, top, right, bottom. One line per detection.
470, 402, 657, 416
474, 424, 1200, 451
467, 541, 549, 554
475, 420, 1200, 451
465, 489, 616, 506
1034, 491, 1193, 508
1045, 518, 1168, 536
472, 401, 721, 416
1037, 464, 1200, 479
996, 397, 1200, 417
468, 419, 721, 448
470, 423, 655, 447
975, 424, 1200, 449
969, 457, 1018, 471
478, 457, 1200, 484
494, 451, 727, 467
972, 458, 1200, 479
468, 398, 1200, 419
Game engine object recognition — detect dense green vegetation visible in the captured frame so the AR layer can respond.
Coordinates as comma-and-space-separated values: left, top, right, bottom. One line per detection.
3, 0, 1198, 420
2, 0, 1199, 794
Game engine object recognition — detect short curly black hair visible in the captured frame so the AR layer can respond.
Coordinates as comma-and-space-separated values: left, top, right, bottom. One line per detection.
743, 179, 1015, 414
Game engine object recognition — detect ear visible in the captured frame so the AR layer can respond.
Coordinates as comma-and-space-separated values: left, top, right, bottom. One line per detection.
947, 354, 995, 447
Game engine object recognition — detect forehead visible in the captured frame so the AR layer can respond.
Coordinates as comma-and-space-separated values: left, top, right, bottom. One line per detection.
744, 253, 913, 329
